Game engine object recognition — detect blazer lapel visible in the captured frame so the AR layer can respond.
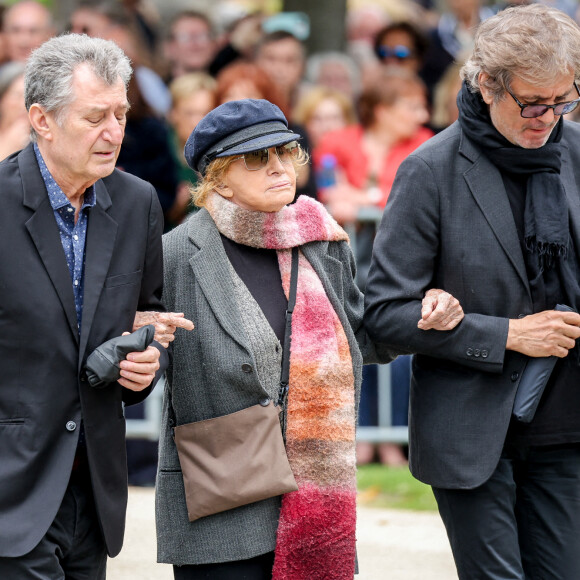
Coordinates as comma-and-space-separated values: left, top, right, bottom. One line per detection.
560, 141, 580, 253
461, 134, 531, 299
21, 146, 79, 343
78, 180, 117, 361
187, 211, 250, 350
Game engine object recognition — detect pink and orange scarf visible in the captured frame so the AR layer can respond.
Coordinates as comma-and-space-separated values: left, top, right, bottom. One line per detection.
206, 193, 357, 579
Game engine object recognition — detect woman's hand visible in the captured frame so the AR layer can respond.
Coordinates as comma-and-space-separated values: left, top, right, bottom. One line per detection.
418, 289, 464, 331
133, 311, 194, 348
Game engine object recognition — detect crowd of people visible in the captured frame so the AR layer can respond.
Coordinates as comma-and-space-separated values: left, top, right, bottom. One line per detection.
2, 0, 575, 219
3, 0, 580, 578
0, 0, 574, 219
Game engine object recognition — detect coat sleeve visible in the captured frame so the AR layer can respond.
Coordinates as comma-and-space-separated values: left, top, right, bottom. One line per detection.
364, 153, 509, 373
327, 240, 399, 365
123, 184, 168, 405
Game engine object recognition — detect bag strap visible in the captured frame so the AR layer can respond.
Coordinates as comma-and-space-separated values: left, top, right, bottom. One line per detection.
277, 247, 299, 407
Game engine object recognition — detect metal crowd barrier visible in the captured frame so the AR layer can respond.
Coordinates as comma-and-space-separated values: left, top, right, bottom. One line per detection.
356, 363, 409, 444
346, 206, 409, 444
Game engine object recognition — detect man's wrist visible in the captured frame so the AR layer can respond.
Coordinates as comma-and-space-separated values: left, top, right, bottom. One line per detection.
506, 318, 521, 352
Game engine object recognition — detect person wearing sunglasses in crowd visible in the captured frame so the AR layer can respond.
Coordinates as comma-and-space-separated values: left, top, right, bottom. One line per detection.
153, 98, 464, 580
365, 5, 580, 579
373, 21, 428, 76
372, 20, 444, 108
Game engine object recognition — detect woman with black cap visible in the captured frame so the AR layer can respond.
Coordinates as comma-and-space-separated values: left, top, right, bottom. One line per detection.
153, 98, 463, 579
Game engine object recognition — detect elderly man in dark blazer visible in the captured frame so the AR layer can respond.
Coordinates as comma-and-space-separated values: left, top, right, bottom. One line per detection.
365, 5, 580, 579
0, 34, 187, 579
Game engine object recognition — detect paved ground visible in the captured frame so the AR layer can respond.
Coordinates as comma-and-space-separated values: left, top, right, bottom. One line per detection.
107, 487, 458, 580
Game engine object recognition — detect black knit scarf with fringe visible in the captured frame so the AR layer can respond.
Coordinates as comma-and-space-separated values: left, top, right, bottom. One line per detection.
457, 81, 571, 268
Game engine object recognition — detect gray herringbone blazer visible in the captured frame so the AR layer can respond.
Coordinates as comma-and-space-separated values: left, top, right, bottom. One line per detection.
156, 208, 394, 566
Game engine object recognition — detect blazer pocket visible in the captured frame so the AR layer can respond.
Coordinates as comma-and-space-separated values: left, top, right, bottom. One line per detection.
0, 418, 25, 425
104, 270, 142, 288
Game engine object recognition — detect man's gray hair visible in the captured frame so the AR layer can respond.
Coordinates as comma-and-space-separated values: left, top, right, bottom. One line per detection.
461, 4, 580, 100
25, 33, 132, 133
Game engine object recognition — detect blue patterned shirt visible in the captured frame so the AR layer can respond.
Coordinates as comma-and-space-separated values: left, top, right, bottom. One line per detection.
34, 144, 96, 333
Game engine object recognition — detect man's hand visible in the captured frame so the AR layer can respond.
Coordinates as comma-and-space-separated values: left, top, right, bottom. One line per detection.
418, 289, 464, 331
507, 310, 580, 357
133, 311, 194, 348
118, 344, 161, 391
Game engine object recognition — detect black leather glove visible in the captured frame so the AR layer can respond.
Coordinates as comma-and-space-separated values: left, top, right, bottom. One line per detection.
85, 325, 156, 389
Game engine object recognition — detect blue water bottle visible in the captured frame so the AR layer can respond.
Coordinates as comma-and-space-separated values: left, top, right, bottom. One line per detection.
316, 154, 338, 189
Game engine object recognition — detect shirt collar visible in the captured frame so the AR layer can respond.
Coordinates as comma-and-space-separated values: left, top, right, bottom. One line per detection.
34, 143, 96, 211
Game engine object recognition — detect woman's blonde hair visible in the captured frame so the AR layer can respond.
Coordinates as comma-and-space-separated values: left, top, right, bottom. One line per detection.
293, 85, 357, 127
461, 4, 580, 100
191, 145, 309, 209
169, 72, 216, 108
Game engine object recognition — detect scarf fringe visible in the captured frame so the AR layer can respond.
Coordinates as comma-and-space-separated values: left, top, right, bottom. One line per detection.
525, 237, 568, 269
272, 484, 357, 580
524, 237, 568, 258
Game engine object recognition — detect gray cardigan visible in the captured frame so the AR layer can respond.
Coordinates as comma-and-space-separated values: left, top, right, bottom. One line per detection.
156, 208, 394, 566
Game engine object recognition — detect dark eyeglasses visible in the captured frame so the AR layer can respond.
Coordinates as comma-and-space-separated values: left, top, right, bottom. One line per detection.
233, 141, 300, 171
378, 45, 414, 60
506, 83, 580, 118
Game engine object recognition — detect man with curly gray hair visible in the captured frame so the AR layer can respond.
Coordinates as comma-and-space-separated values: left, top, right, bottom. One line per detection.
0, 33, 170, 578
365, 4, 580, 578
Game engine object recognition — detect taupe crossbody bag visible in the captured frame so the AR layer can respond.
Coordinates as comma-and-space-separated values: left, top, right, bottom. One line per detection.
173, 247, 299, 522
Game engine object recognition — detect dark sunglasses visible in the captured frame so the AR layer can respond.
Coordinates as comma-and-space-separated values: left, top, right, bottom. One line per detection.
506, 83, 580, 118
378, 45, 414, 60
234, 141, 300, 171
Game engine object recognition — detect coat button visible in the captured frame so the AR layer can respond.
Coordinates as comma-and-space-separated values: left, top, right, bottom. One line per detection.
259, 397, 270, 407
241, 363, 253, 373
466, 348, 474, 356
474, 349, 481, 357
481, 350, 489, 358
66, 421, 77, 432
511, 371, 520, 382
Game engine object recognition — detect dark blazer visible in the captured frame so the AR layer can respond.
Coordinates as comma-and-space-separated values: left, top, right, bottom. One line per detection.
0, 144, 166, 557
364, 120, 580, 490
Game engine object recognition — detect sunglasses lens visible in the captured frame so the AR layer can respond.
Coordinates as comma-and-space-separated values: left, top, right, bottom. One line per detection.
244, 149, 269, 170
276, 141, 299, 163
521, 100, 580, 118
521, 105, 548, 118
394, 45, 412, 58
380, 45, 412, 60
241, 142, 299, 169
561, 100, 580, 115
